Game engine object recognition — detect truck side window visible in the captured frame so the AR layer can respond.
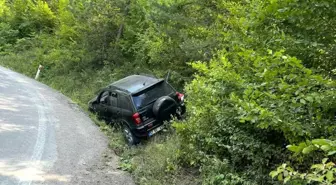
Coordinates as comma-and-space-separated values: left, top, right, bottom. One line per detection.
107, 92, 118, 107
119, 95, 132, 110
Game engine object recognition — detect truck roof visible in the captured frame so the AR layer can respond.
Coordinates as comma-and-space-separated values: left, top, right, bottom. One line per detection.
110, 75, 162, 93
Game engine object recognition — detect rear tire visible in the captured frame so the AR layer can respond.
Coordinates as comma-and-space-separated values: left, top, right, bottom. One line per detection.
123, 125, 140, 145
153, 96, 178, 121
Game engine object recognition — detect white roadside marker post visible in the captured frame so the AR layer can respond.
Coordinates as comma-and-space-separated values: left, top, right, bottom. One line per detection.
35, 64, 43, 80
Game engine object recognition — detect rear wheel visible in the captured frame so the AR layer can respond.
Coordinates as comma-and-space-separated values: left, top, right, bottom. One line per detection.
153, 96, 178, 121
123, 125, 140, 145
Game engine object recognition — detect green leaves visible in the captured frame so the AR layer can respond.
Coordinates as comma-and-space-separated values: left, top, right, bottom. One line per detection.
180, 44, 336, 184
3, 0, 57, 37
312, 139, 336, 156
271, 157, 336, 184
286, 139, 336, 156
302, 145, 316, 154
273, 140, 336, 184
269, 163, 297, 184
312, 139, 331, 146
326, 171, 334, 182
287, 142, 307, 153
299, 99, 306, 105
328, 151, 336, 156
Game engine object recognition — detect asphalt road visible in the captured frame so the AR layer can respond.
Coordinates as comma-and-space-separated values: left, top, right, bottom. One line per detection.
0, 66, 134, 185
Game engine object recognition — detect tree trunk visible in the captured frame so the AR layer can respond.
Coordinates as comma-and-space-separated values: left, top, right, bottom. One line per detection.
115, 0, 131, 43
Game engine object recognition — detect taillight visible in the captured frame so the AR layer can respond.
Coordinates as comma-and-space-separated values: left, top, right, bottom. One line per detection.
132, 113, 142, 125
176, 92, 184, 102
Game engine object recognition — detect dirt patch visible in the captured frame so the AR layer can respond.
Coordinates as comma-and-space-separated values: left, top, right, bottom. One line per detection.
71, 149, 135, 185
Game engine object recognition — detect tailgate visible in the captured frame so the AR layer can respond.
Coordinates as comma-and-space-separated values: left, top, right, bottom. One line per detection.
137, 103, 156, 123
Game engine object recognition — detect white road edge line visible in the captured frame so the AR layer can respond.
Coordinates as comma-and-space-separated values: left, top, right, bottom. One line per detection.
18, 91, 48, 185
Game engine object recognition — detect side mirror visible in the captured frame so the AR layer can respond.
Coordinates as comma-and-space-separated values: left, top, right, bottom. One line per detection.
100, 97, 107, 104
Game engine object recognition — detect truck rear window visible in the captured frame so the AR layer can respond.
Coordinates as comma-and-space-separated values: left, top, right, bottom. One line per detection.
132, 82, 174, 109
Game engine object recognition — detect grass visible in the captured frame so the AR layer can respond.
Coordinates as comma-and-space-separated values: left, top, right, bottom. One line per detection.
0, 53, 201, 185
130, 135, 201, 185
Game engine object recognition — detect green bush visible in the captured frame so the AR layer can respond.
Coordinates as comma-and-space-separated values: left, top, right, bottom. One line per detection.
271, 139, 336, 184
0, 23, 18, 50
174, 49, 336, 184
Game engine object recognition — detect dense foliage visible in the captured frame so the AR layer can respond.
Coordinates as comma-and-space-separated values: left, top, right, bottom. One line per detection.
271, 139, 336, 184
175, 50, 335, 184
1, 0, 335, 184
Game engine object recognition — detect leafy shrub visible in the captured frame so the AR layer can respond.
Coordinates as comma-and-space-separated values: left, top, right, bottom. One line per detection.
5, 0, 56, 37
174, 49, 336, 184
260, 0, 336, 76
271, 139, 336, 184
225, 0, 336, 77
0, 23, 18, 49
